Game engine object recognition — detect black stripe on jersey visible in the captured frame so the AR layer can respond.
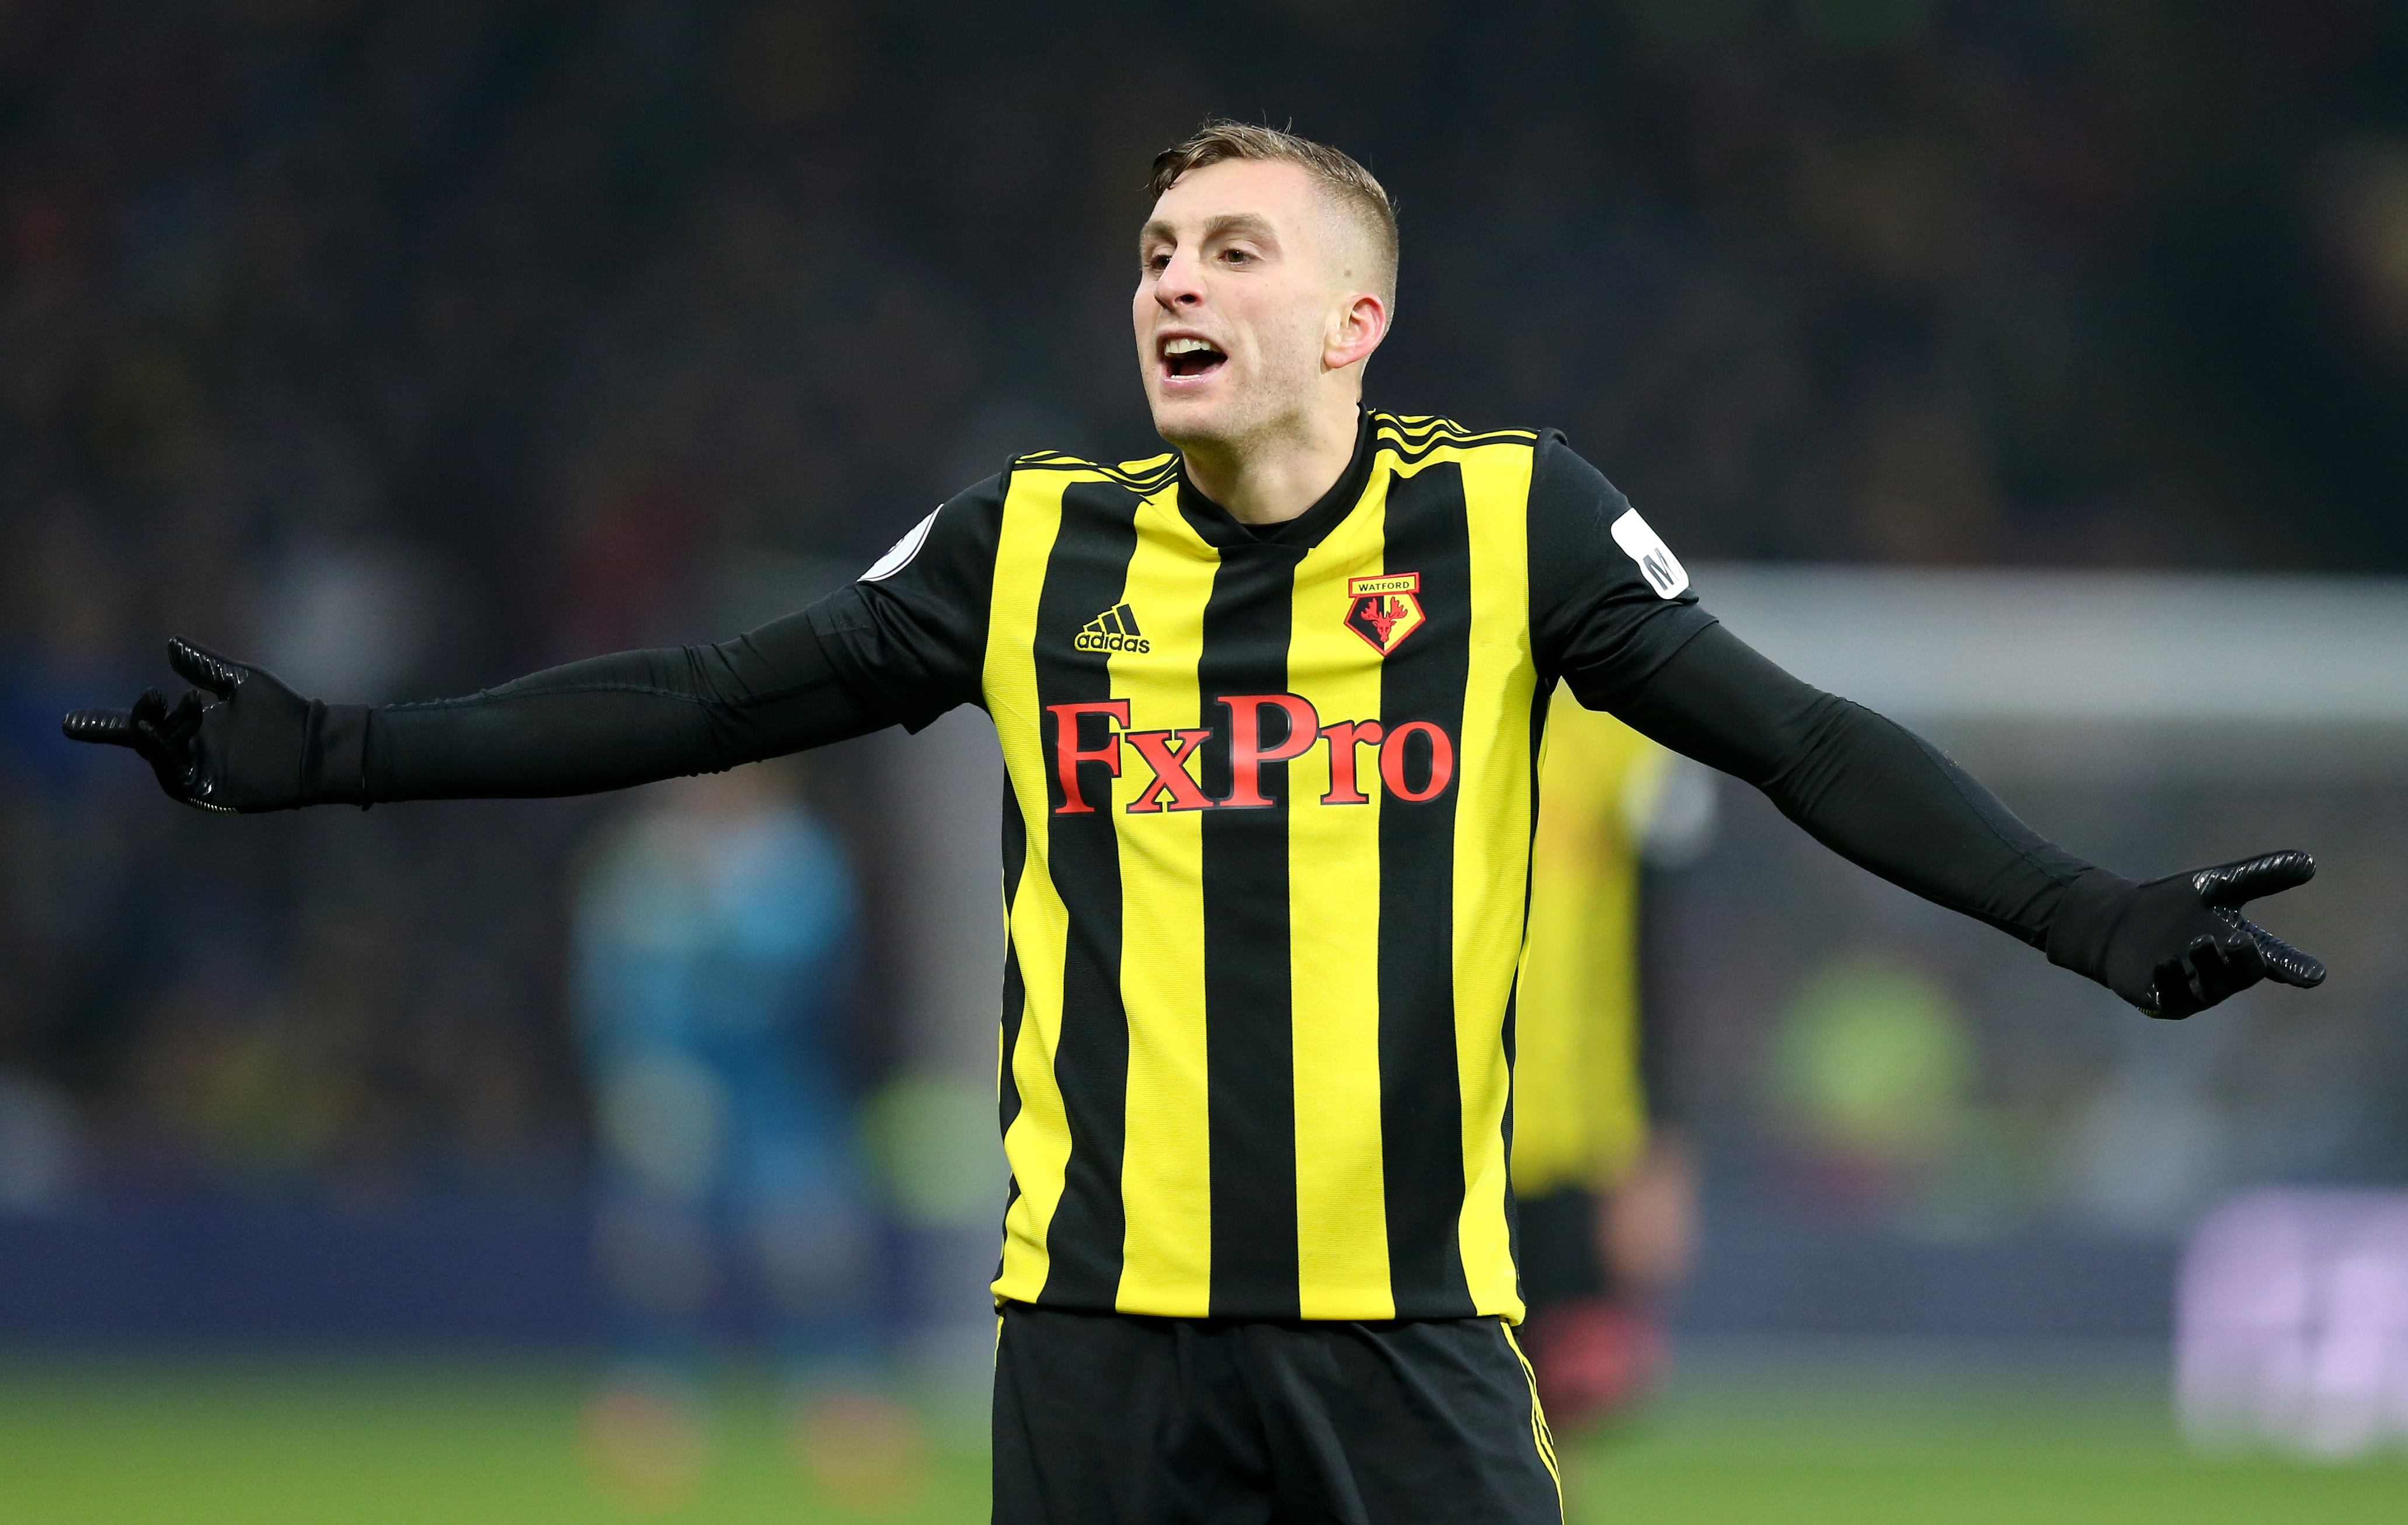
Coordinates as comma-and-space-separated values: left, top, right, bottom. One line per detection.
998, 778, 1030, 1142
997, 783, 1031, 1287
1374, 461, 1477, 1317
1376, 413, 1456, 441
1014, 454, 1179, 493
1032, 481, 1143, 1307
1499, 973, 1523, 1297
1377, 427, 1538, 468
1197, 542, 1307, 1318
1102, 462, 1180, 492
1371, 410, 1532, 438
1411, 427, 1537, 448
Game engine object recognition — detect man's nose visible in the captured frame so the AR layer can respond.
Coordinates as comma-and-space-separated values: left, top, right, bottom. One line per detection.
1154, 250, 1206, 308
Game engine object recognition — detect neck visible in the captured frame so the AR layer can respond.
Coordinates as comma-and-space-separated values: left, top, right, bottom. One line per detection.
1178, 394, 1360, 526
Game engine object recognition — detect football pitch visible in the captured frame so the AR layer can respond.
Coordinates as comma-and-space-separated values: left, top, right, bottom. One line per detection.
0, 1346, 2399, 1524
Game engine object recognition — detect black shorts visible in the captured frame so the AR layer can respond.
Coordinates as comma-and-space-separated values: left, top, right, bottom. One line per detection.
992, 1303, 1563, 1525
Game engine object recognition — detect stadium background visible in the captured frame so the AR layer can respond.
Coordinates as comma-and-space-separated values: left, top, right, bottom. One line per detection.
2, 1, 2406, 1519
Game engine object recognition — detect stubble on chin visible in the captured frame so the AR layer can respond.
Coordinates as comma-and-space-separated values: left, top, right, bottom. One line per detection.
1150, 387, 1247, 456
1153, 377, 1316, 461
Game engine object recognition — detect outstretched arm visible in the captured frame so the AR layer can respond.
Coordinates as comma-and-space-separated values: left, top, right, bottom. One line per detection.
62, 599, 895, 810
1524, 433, 2322, 1022
1610, 622, 2325, 1019
68, 475, 1001, 807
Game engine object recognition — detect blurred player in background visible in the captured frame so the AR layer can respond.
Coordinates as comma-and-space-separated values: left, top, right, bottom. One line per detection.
568, 760, 920, 1509
1514, 695, 1700, 1430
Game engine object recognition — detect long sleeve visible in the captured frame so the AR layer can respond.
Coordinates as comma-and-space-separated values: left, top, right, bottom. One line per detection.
1607, 620, 2096, 947
363, 598, 895, 800
268, 473, 1007, 807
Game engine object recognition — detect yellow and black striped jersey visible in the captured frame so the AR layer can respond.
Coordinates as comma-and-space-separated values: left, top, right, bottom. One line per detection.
812, 409, 1710, 1321
1512, 697, 1668, 1200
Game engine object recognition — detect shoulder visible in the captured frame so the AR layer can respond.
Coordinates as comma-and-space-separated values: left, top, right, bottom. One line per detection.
1358, 416, 1631, 520
909, 443, 1171, 533
1365, 410, 1541, 467
863, 451, 1177, 595
1003, 448, 1179, 497
853, 471, 1022, 601
858, 444, 1147, 584
1518, 433, 1659, 552
1521, 433, 1698, 609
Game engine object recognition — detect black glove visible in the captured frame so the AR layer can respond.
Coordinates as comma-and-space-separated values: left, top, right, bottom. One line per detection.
61, 637, 371, 812
2047, 851, 2326, 1018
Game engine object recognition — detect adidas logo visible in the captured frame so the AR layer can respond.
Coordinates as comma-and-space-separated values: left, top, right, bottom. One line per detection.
1074, 603, 1150, 654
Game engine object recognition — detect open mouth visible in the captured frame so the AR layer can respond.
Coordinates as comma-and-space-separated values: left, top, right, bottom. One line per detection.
1161, 336, 1227, 380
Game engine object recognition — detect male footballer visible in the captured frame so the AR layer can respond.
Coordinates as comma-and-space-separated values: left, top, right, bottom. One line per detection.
68, 123, 2325, 1523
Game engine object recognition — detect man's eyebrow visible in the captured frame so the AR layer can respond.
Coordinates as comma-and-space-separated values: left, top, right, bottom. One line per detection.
1200, 213, 1278, 243
1137, 213, 1282, 252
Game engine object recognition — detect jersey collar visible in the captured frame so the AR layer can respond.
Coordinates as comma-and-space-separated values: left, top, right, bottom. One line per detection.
1172, 408, 1377, 554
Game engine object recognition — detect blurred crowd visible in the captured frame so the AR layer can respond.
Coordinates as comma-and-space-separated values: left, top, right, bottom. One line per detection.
1680, 772, 2408, 1249
3, 1, 2406, 1202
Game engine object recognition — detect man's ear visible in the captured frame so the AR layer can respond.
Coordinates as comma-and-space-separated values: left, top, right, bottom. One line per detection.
1326, 290, 1389, 372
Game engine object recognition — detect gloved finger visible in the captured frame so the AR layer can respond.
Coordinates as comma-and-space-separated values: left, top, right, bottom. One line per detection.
159, 690, 207, 744
167, 636, 245, 700
2243, 922, 2327, 989
61, 707, 137, 747
2146, 954, 2201, 1019
131, 691, 203, 771
2194, 850, 2315, 910
130, 714, 173, 764
121, 689, 175, 764
2191, 936, 2264, 1008
116, 688, 166, 755
136, 692, 200, 751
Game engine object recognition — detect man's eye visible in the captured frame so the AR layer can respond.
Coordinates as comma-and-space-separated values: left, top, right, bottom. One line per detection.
1220, 248, 1254, 264
1145, 253, 1170, 273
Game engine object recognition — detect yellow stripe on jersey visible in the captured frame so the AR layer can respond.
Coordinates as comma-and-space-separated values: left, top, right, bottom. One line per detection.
1513, 693, 1668, 1195
1286, 466, 1395, 1319
1109, 483, 1218, 1315
1435, 437, 1537, 1317
989, 471, 1074, 1306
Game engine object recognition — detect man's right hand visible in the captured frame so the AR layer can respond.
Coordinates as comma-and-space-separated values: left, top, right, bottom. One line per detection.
62, 637, 354, 812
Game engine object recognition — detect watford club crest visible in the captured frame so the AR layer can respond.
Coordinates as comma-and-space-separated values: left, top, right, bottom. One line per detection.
1344, 572, 1426, 656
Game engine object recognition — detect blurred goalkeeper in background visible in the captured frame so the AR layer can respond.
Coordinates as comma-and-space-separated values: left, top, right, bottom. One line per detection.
569, 761, 919, 1509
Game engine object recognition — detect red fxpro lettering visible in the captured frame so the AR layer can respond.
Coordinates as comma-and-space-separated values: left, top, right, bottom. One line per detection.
1124, 728, 1215, 813
1046, 700, 1129, 813
1046, 695, 1456, 814
1218, 693, 1322, 809
1378, 720, 1456, 803
1317, 720, 1384, 806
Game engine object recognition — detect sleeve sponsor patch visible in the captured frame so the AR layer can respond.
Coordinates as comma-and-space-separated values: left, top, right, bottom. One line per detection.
861, 509, 938, 582
1609, 507, 1689, 600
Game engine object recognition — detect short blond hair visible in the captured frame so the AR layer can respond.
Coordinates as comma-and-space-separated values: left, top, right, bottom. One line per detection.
1147, 120, 1398, 303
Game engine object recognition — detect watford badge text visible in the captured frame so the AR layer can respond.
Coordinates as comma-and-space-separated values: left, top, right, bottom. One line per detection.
1344, 573, 1425, 656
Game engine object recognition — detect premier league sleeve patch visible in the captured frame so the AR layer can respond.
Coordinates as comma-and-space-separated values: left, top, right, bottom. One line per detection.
1609, 509, 1689, 599
861, 509, 939, 582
